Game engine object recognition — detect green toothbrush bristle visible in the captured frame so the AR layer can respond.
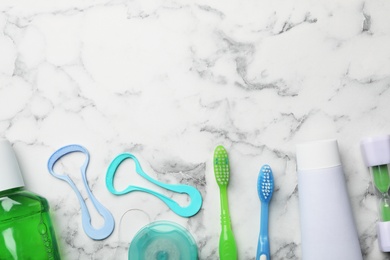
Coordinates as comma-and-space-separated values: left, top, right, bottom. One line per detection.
213, 145, 230, 186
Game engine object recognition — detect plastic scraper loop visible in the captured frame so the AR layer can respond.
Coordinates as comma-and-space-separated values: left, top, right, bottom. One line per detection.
47, 144, 115, 240
106, 153, 203, 218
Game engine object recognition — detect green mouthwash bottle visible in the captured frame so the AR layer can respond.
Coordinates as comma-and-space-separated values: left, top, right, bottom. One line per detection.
0, 140, 61, 259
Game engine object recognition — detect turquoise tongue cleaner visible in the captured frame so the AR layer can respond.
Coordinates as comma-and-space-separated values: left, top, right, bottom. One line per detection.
105, 152, 203, 218
47, 144, 202, 244
106, 153, 202, 260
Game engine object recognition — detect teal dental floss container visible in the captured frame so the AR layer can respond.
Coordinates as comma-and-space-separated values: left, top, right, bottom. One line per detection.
128, 221, 198, 260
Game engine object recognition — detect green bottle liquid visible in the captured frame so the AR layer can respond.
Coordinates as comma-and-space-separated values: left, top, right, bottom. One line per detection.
0, 140, 61, 259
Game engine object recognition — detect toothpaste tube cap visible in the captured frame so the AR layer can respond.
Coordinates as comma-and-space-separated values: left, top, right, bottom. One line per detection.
296, 139, 341, 171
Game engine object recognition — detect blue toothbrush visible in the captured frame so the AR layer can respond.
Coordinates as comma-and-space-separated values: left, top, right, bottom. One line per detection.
257, 164, 274, 260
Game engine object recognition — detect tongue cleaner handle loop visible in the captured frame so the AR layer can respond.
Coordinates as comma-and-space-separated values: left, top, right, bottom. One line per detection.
106, 153, 202, 218
47, 145, 115, 240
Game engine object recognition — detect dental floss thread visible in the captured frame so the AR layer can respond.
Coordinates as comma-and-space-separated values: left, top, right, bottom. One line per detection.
111, 209, 151, 260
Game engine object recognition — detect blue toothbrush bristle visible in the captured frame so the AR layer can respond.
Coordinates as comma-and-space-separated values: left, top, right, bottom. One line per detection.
257, 164, 274, 202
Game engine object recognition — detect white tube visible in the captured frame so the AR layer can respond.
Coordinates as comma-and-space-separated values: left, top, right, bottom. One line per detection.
296, 139, 362, 260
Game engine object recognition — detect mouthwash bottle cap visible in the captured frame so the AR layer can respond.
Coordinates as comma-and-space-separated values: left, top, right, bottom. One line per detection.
0, 139, 25, 191
296, 139, 341, 171
360, 135, 390, 167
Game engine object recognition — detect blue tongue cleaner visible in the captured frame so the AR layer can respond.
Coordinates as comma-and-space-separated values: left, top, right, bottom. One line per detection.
47, 145, 115, 240
113, 209, 152, 259
105, 153, 203, 218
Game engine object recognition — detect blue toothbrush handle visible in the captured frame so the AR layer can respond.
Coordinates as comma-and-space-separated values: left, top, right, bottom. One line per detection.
257, 202, 270, 260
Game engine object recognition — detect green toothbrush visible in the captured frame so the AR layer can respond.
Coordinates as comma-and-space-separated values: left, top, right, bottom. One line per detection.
372, 165, 390, 221
213, 145, 238, 260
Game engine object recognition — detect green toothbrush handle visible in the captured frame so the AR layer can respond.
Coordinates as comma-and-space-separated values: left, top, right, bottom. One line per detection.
219, 222, 238, 260
219, 188, 238, 260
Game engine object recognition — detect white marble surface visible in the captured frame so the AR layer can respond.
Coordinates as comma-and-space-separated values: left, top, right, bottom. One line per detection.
1, 0, 390, 259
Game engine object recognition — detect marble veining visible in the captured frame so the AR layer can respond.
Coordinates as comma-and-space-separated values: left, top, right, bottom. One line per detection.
1, 0, 390, 259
